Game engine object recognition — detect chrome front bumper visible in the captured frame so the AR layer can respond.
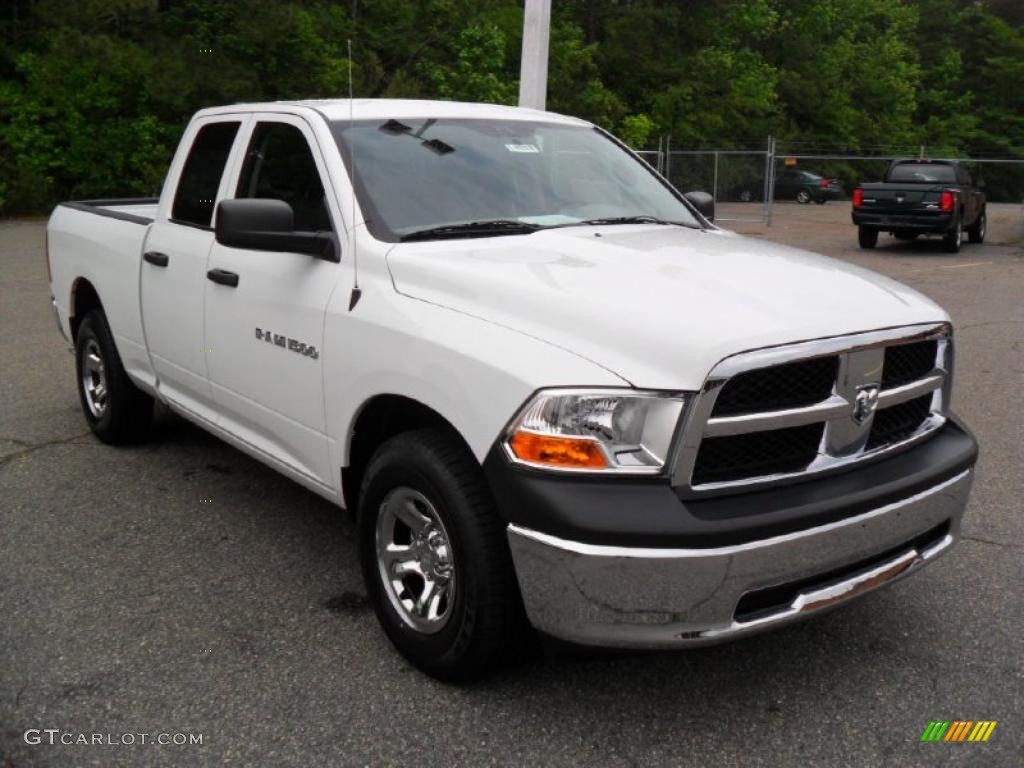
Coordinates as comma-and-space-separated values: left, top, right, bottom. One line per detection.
507, 469, 973, 648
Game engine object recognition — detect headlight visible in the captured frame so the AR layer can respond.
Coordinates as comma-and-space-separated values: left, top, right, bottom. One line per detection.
503, 389, 687, 473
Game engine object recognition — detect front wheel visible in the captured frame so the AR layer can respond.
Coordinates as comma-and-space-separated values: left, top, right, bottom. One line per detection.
943, 220, 963, 253
858, 226, 879, 249
796, 190, 812, 204
75, 310, 153, 443
358, 429, 524, 681
967, 208, 986, 244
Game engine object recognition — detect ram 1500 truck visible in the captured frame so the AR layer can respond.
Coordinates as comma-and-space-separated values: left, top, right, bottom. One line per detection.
48, 100, 978, 680
852, 159, 986, 252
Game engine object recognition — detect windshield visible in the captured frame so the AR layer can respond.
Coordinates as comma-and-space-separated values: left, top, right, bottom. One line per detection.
331, 118, 701, 241
888, 163, 957, 183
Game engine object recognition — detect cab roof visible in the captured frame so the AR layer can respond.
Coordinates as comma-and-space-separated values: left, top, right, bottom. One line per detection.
195, 99, 590, 127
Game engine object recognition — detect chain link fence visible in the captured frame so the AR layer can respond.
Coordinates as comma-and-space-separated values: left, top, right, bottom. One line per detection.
638, 137, 1024, 226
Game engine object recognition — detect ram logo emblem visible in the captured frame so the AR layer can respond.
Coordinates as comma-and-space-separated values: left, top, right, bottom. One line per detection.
852, 385, 880, 425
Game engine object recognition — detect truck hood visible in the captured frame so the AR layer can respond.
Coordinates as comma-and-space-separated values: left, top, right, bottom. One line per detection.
386, 225, 948, 390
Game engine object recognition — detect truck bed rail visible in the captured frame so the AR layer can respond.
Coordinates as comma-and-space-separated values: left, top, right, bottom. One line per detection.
58, 198, 159, 226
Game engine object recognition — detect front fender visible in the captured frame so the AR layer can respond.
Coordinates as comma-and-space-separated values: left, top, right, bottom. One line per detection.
323, 285, 627, 497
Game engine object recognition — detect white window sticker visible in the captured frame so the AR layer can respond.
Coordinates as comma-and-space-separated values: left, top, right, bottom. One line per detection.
505, 143, 540, 153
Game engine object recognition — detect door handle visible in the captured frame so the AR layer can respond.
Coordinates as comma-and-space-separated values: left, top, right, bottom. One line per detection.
206, 268, 239, 288
143, 251, 169, 267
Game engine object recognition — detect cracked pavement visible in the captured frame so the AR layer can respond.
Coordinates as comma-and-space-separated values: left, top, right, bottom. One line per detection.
2, 207, 1022, 767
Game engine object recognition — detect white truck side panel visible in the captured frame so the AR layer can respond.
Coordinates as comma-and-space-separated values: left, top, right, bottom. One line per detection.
47, 205, 156, 391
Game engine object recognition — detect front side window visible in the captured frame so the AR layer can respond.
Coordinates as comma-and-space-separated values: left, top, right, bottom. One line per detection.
332, 119, 701, 242
235, 122, 331, 231
172, 121, 240, 226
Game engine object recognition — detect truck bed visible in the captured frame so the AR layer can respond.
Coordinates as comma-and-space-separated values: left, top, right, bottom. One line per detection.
857, 182, 945, 211
48, 198, 157, 391
853, 182, 955, 234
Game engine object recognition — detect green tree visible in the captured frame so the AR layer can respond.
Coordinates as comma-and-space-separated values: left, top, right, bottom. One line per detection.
430, 21, 517, 104
1, 0, 1022, 212
773, 0, 921, 149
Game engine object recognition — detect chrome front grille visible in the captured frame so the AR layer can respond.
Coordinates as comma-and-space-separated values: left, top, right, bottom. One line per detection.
672, 324, 952, 494
710, 355, 838, 416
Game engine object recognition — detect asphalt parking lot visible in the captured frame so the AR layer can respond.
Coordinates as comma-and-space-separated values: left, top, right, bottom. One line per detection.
2, 204, 1022, 767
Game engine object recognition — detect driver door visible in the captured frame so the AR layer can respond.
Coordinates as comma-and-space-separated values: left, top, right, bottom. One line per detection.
203, 115, 343, 489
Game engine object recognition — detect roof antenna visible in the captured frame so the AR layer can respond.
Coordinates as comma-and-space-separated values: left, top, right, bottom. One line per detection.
347, 36, 362, 311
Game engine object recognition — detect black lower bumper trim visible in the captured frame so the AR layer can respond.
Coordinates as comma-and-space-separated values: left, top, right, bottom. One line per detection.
483, 418, 977, 549
852, 212, 953, 231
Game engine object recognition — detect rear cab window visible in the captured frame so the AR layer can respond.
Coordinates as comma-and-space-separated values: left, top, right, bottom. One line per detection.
171, 121, 241, 227
887, 163, 957, 184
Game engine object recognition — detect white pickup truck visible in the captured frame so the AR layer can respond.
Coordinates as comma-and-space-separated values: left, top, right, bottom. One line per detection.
48, 100, 977, 680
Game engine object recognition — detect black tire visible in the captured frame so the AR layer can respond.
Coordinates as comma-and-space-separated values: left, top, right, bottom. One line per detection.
796, 189, 812, 204
858, 226, 878, 249
943, 219, 963, 253
967, 207, 986, 244
358, 428, 524, 681
75, 310, 153, 443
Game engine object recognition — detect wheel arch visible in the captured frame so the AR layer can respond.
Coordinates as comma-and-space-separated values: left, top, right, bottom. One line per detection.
341, 393, 475, 515
69, 277, 105, 341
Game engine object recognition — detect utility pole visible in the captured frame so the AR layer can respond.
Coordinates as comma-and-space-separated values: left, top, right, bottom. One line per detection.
518, 0, 551, 110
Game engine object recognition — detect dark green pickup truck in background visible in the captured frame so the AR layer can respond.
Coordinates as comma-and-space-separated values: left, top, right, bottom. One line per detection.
852, 159, 986, 253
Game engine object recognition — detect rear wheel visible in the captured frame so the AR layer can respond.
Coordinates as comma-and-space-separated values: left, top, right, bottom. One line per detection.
967, 207, 986, 244
358, 428, 524, 681
796, 189, 812, 204
858, 226, 879, 249
943, 220, 963, 253
75, 310, 153, 443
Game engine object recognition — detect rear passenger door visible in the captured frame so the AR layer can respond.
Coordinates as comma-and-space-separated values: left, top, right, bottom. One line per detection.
141, 117, 244, 419
203, 115, 342, 489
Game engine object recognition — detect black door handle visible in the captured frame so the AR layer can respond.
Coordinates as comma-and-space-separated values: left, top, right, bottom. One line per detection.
206, 268, 239, 287
143, 251, 169, 267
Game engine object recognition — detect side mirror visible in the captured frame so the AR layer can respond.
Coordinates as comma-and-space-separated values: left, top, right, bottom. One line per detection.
215, 198, 336, 261
684, 190, 715, 222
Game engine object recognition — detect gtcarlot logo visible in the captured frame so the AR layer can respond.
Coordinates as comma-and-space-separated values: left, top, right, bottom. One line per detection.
24, 729, 204, 746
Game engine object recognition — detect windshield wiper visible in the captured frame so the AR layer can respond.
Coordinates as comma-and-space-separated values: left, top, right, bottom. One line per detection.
399, 220, 542, 242
562, 215, 697, 228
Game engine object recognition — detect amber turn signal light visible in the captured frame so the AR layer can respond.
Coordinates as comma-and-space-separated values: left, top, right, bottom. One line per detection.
508, 431, 608, 469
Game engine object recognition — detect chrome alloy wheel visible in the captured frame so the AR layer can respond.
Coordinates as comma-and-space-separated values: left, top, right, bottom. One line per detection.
376, 487, 456, 634
81, 338, 108, 418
